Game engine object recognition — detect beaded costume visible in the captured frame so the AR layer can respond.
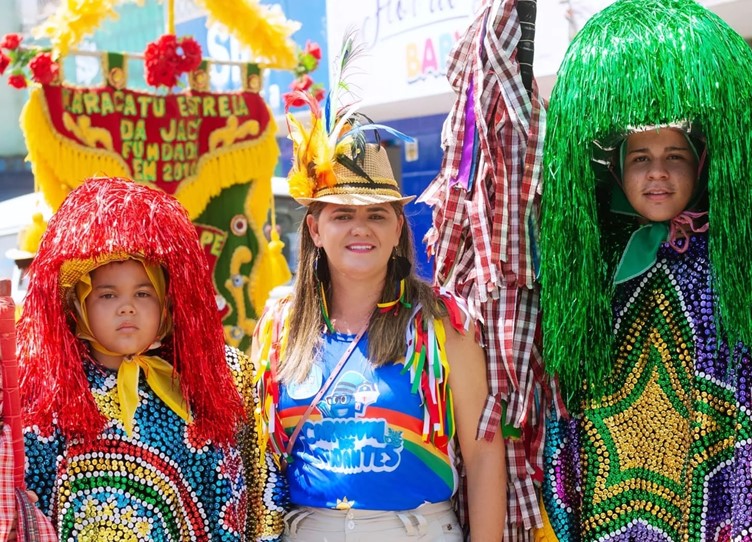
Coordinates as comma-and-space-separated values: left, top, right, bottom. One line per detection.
542, 233, 752, 541
538, 0, 752, 540
25, 346, 287, 541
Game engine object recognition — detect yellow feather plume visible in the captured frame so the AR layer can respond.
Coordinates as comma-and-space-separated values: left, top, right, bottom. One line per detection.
287, 169, 313, 200
310, 119, 337, 189
286, 115, 308, 149
32, 0, 125, 58
195, 0, 300, 69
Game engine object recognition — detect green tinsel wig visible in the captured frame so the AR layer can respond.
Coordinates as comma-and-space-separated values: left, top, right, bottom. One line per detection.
540, 0, 752, 409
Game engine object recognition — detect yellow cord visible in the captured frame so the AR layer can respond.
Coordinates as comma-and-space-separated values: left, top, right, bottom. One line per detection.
167, 0, 175, 35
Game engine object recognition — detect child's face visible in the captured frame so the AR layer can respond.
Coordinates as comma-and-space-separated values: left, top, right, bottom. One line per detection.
85, 260, 162, 367
622, 128, 698, 222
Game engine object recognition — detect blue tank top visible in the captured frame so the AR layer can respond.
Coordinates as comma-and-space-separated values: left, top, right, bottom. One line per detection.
278, 331, 458, 510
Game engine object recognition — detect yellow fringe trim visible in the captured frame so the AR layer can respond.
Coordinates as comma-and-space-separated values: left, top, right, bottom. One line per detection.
196, 0, 299, 69
21, 87, 280, 220
174, 112, 279, 219
21, 88, 130, 210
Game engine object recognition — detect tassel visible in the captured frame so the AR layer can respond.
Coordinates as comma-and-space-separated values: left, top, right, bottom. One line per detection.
18, 213, 48, 255
265, 185, 292, 288
251, 228, 292, 314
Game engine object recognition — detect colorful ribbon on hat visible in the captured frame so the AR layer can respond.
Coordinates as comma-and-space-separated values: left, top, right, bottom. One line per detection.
74, 260, 190, 436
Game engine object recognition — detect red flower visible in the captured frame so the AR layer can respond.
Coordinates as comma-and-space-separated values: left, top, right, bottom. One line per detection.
282, 91, 307, 109
29, 52, 59, 85
178, 37, 202, 72
290, 74, 313, 92
159, 34, 178, 51
0, 33, 22, 51
143, 34, 204, 88
144, 37, 179, 87
304, 40, 322, 61
0, 52, 9, 75
7, 74, 27, 89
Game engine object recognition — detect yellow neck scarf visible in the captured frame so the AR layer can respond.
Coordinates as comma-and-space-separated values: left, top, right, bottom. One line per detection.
74, 259, 191, 436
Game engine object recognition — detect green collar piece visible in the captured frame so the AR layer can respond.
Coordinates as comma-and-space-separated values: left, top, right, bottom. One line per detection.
614, 222, 668, 284
609, 182, 666, 284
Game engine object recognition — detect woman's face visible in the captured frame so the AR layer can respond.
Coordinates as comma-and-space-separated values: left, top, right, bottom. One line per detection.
622, 128, 698, 222
306, 203, 404, 283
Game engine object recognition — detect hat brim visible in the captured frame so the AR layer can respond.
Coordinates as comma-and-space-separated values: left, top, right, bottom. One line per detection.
294, 193, 416, 206
5, 248, 35, 261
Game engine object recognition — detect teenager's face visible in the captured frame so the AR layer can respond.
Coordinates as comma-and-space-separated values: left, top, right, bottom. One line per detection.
307, 203, 404, 283
85, 260, 161, 367
622, 128, 698, 222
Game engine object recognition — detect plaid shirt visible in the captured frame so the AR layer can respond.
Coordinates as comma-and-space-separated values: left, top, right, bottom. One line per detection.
0, 424, 57, 541
419, 0, 551, 538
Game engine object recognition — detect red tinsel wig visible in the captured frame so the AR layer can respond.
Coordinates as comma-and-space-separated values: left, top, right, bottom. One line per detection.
18, 176, 245, 443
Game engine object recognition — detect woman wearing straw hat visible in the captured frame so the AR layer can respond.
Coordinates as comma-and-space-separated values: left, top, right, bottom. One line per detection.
253, 72, 506, 539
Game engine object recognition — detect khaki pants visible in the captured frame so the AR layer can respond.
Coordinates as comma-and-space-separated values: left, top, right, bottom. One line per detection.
283, 500, 462, 541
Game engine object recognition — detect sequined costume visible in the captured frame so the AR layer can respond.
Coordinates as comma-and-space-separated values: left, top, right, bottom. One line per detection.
538, 0, 752, 540
25, 346, 287, 542
542, 232, 752, 541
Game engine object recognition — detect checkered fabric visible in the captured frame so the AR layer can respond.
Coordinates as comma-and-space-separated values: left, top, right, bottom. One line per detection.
0, 424, 57, 541
419, 0, 551, 538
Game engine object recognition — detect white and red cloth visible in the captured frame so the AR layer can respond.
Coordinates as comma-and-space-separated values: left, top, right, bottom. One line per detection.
0, 424, 57, 542
419, 0, 559, 539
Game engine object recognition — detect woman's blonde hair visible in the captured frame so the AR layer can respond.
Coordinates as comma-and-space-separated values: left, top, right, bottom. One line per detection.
278, 202, 446, 383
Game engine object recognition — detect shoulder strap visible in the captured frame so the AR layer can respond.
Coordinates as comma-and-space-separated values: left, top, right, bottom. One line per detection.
284, 326, 366, 457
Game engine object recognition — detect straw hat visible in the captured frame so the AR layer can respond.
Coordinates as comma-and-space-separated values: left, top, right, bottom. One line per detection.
292, 142, 414, 206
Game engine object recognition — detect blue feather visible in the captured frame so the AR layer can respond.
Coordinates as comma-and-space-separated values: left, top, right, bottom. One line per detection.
338, 124, 415, 144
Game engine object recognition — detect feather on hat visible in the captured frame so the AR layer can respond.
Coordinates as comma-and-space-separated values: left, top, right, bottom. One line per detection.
285, 31, 415, 207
